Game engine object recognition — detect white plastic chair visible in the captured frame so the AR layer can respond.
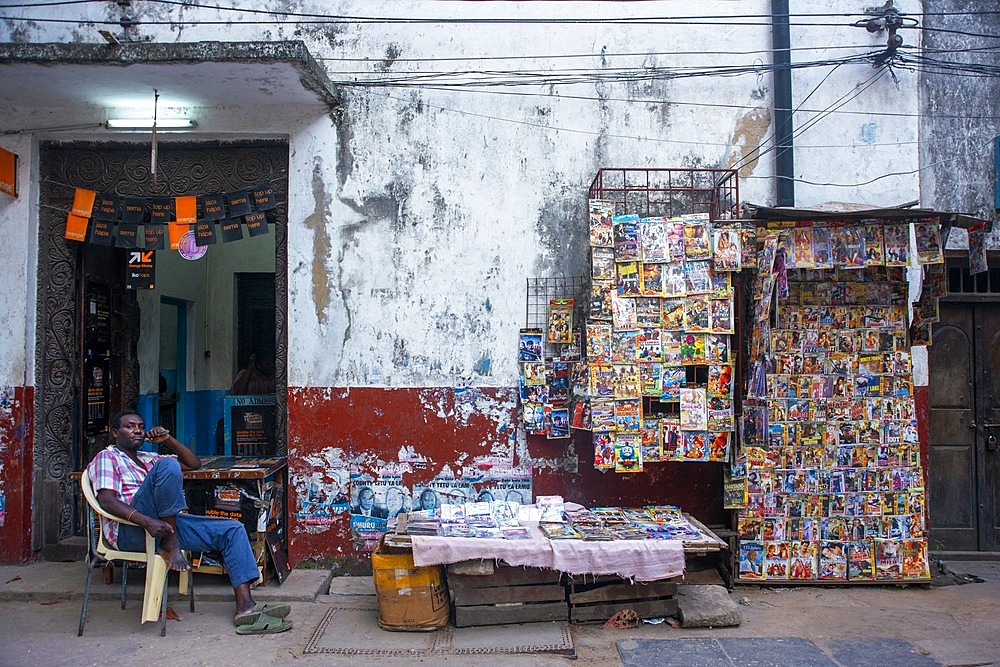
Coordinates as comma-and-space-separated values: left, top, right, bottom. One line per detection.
77, 468, 193, 636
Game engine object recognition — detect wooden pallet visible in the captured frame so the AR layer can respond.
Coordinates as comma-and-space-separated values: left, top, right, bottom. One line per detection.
448, 566, 568, 627
567, 575, 679, 623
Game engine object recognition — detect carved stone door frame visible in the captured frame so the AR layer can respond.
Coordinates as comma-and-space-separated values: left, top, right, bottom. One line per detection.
35, 140, 289, 551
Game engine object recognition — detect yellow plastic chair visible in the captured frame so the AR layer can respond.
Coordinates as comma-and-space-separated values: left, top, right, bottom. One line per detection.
78, 468, 194, 636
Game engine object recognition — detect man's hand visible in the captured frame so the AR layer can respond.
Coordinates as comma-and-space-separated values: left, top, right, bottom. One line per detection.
136, 514, 175, 539
145, 426, 171, 444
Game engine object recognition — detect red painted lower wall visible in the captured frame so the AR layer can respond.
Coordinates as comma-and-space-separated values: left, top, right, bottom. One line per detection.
0, 386, 34, 564
286, 386, 723, 566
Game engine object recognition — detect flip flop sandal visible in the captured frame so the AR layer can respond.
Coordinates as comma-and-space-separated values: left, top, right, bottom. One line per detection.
234, 602, 292, 626
236, 613, 293, 636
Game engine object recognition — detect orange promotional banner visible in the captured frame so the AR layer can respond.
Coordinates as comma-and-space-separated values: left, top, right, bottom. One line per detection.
171, 195, 197, 250
174, 195, 197, 225
71, 187, 97, 217
168, 220, 187, 250
64, 212, 89, 242
0, 146, 16, 197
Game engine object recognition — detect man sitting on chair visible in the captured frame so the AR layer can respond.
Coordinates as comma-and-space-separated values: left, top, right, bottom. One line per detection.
87, 408, 291, 632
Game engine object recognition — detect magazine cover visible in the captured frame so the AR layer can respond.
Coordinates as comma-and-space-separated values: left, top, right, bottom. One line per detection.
661, 331, 682, 365
665, 219, 686, 260
661, 418, 682, 459
708, 431, 730, 461
612, 214, 641, 260
707, 364, 734, 397
764, 541, 790, 579
684, 260, 712, 294
710, 270, 733, 299
522, 361, 546, 386
741, 226, 759, 268
518, 328, 543, 362
547, 404, 570, 439
680, 333, 707, 364
614, 433, 643, 473
848, 539, 876, 580
968, 221, 988, 275
707, 396, 735, 432
661, 366, 686, 401
590, 399, 616, 431
522, 402, 545, 433
640, 262, 665, 296
682, 431, 709, 461
547, 298, 574, 343
616, 261, 641, 296
549, 361, 570, 403
883, 224, 910, 266
586, 322, 612, 362
683, 216, 712, 260
571, 398, 591, 430
705, 333, 730, 364
792, 228, 814, 269
589, 364, 615, 399
614, 397, 641, 434
925, 264, 948, 298
611, 294, 638, 331
637, 327, 663, 362
789, 541, 818, 579
594, 431, 615, 470
591, 246, 616, 280
875, 539, 902, 580
590, 280, 613, 321
914, 221, 943, 265
683, 295, 711, 332
811, 227, 833, 268
641, 217, 670, 262
588, 199, 615, 247
613, 365, 641, 400
713, 227, 742, 271
864, 223, 885, 266
901, 540, 930, 579
611, 330, 638, 363
640, 418, 662, 463
640, 362, 662, 396
679, 387, 708, 430
710, 298, 734, 334
819, 541, 848, 580
662, 299, 685, 330
739, 541, 765, 580
635, 296, 661, 328
663, 262, 686, 297
842, 227, 867, 268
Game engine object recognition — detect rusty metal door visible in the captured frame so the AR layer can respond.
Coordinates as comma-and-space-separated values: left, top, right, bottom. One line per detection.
929, 301, 1000, 551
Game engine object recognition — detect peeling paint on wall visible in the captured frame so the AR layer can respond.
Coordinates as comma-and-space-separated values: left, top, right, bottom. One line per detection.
726, 107, 771, 178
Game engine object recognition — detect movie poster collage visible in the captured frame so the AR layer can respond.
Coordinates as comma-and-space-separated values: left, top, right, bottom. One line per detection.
523, 200, 755, 474
732, 220, 941, 583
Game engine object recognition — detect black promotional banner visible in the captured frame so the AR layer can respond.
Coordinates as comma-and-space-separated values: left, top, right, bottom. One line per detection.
195, 220, 217, 246
245, 211, 269, 237
220, 217, 244, 243
62, 181, 277, 253
125, 249, 155, 290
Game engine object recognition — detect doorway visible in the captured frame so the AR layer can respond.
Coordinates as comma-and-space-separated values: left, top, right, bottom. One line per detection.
928, 295, 1000, 552
35, 140, 289, 553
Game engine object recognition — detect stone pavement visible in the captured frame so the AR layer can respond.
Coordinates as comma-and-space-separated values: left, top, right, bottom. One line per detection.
0, 560, 997, 666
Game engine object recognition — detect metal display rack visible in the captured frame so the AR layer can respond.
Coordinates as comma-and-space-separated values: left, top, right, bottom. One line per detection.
588, 167, 739, 221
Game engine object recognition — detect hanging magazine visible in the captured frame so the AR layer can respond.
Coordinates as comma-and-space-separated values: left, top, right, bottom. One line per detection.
547, 298, 574, 343
589, 200, 615, 247
913, 220, 943, 265
712, 227, 742, 271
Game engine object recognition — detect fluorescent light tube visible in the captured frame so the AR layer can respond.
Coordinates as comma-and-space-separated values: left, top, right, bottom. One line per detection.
105, 118, 197, 129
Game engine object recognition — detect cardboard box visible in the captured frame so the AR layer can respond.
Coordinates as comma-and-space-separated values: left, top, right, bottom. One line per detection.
372, 539, 449, 631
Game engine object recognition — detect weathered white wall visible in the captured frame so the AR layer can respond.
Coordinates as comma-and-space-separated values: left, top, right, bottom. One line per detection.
0, 133, 37, 391
0, 0, 925, 393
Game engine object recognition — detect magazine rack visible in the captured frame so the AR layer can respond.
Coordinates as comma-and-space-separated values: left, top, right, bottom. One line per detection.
588, 167, 739, 221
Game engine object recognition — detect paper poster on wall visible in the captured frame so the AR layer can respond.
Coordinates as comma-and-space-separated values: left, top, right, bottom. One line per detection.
125, 249, 155, 290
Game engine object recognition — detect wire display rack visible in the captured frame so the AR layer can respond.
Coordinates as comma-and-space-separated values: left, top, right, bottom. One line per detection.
525, 276, 590, 357
587, 167, 739, 221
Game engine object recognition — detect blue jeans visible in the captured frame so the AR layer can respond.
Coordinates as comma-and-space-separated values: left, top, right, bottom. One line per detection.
118, 458, 260, 589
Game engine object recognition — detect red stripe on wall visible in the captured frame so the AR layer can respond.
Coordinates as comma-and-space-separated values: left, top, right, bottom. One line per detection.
286, 386, 724, 567
0, 386, 34, 564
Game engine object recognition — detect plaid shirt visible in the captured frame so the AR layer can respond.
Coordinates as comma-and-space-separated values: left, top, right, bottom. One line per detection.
87, 445, 170, 548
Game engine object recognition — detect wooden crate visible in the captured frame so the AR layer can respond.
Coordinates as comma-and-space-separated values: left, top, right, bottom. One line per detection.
448, 565, 567, 627
567, 575, 679, 623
